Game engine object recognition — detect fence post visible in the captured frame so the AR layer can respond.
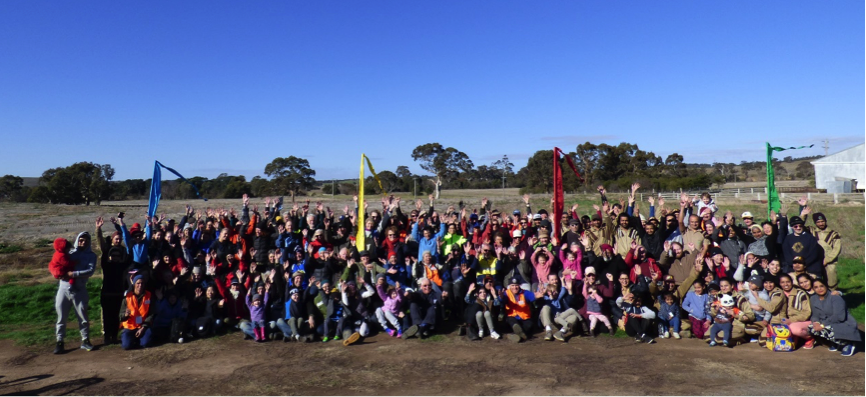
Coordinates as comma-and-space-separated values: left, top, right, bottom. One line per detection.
757, 193, 761, 201
834, 193, 838, 204
807, 192, 811, 200
640, 193, 643, 202
781, 193, 785, 200
735, 192, 739, 198
751, 188, 754, 194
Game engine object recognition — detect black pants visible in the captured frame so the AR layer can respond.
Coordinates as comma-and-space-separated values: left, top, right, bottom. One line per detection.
101, 292, 124, 342
409, 301, 437, 329
505, 317, 532, 336
625, 317, 651, 337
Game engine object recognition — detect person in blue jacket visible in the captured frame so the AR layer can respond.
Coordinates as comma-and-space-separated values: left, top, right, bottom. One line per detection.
411, 215, 446, 262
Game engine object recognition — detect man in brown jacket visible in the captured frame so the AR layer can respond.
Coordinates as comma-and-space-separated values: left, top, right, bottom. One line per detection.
658, 240, 700, 286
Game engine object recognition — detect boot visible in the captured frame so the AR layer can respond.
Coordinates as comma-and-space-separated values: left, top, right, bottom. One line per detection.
53, 341, 64, 354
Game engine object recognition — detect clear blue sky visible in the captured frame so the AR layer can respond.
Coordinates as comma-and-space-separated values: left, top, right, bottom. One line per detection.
1, 1, 863, 181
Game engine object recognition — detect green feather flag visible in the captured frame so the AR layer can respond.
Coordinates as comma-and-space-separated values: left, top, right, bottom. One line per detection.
766, 143, 814, 217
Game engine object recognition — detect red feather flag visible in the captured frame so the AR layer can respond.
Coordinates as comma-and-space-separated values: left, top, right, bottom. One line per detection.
552, 147, 584, 241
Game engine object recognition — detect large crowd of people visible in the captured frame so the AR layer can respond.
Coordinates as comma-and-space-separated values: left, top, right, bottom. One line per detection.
50, 186, 859, 357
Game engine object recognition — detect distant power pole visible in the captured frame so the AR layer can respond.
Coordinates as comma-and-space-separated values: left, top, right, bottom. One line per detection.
823, 139, 830, 156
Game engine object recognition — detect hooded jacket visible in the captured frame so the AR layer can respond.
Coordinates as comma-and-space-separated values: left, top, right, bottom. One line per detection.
68, 232, 97, 286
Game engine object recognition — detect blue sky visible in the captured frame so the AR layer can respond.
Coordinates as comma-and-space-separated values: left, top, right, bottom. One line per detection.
1, 1, 863, 181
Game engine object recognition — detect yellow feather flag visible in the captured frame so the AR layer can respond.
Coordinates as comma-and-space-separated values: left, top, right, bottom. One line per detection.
356, 154, 385, 250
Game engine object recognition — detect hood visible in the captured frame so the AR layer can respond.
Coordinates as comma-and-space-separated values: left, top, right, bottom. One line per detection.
54, 238, 69, 253
69, 231, 92, 254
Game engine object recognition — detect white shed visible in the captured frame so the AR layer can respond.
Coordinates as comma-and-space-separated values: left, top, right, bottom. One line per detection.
811, 143, 865, 191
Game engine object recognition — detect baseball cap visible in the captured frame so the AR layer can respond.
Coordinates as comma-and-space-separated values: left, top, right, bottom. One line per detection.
741, 212, 753, 219
533, 214, 542, 220
584, 266, 596, 275
508, 277, 520, 285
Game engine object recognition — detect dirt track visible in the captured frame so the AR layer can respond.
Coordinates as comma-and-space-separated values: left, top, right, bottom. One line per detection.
0, 331, 863, 396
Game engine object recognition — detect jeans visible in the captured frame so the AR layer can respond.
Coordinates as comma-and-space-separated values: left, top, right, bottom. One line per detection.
121, 328, 153, 350
238, 319, 255, 339
55, 281, 89, 342
660, 314, 680, 333
710, 322, 733, 342
269, 318, 293, 338
375, 307, 401, 331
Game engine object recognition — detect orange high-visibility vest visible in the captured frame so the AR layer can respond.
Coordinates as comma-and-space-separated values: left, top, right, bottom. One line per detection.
122, 290, 152, 330
505, 289, 531, 320
425, 264, 443, 287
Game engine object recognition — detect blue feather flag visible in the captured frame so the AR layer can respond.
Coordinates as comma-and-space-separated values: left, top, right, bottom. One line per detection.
148, 161, 207, 218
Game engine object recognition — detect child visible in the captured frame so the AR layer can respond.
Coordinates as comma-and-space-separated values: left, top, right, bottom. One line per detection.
693, 192, 718, 217
743, 275, 772, 324
466, 281, 500, 339
709, 294, 739, 348
315, 282, 342, 342
286, 288, 312, 342
658, 292, 681, 339
154, 289, 188, 343
49, 238, 75, 285
375, 276, 403, 337
558, 243, 583, 283
586, 285, 614, 336
682, 280, 710, 340
246, 289, 269, 342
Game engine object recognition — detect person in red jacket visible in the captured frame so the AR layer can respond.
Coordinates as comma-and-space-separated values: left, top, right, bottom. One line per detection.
625, 242, 662, 284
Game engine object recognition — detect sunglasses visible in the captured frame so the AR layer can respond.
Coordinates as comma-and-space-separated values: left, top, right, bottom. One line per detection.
388, 234, 396, 236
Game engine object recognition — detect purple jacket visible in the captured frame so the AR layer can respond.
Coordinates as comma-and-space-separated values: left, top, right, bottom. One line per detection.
376, 283, 402, 315
246, 293, 269, 323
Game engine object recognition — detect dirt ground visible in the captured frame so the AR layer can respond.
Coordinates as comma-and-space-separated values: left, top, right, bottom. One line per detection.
0, 330, 863, 396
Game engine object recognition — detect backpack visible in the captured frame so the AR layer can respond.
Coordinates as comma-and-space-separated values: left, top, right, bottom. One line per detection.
766, 323, 794, 352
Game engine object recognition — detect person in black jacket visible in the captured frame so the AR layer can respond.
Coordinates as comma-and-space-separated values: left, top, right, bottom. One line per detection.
402, 277, 442, 340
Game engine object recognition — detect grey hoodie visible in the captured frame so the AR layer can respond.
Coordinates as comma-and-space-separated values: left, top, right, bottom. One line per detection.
68, 231, 97, 283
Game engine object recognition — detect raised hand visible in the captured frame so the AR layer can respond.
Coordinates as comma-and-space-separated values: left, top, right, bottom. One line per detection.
415, 199, 423, 210
571, 203, 579, 212
243, 194, 249, 207
519, 250, 526, 261
579, 235, 590, 248
658, 197, 665, 208
647, 196, 654, 206
663, 241, 671, 252
797, 195, 808, 207
523, 194, 530, 205
95, 216, 104, 229
481, 197, 488, 207
592, 204, 600, 212
631, 182, 641, 193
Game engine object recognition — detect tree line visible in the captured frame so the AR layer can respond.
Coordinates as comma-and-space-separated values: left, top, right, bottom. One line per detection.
0, 142, 815, 204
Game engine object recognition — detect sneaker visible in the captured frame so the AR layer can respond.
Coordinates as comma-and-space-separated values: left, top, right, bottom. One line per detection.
634, 337, 643, 342
544, 330, 553, 341
53, 341, 64, 354
609, 327, 616, 336
343, 332, 361, 346
387, 328, 396, 337
507, 333, 522, 343
657, 324, 665, 336
672, 332, 681, 340
80, 339, 94, 352
322, 336, 330, 343
829, 344, 838, 352
802, 338, 815, 350
478, 329, 485, 339
644, 337, 655, 344
490, 331, 501, 340
178, 337, 185, 344
402, 325, 419, 340
723, 340, 732, 348
396, 331, 402, 339
458, 325, 467, 336
553, 331, 565, 342
283, 336, 291, 342
562, 324, 574, 339
841, 344, 856, 357
333, 335, 341, 341
663, 331, 670, 339
709, 341, 718, 347
581, 321, 590, 335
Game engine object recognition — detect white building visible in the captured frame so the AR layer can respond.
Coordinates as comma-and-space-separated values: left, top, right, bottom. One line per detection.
811, 143, 865, 191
